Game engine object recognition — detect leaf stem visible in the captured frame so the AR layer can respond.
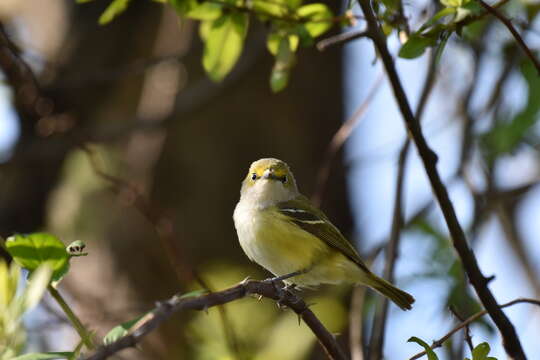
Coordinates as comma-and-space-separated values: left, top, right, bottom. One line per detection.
48, 285, 96, 350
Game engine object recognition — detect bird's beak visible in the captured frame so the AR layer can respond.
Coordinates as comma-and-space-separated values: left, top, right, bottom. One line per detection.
263, 169, 286, 182
262, 169, 273, 180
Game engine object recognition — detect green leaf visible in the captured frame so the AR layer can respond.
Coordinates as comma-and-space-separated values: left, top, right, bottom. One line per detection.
441, 0, 463, 7
24, 264, 52, 309
202, 13, 249, 82
398, 34, 437, 59
251, 0, 291, 17
11, 352, 74, 360
471, 342, 498, 360
267, 32, 299, 55
420, 7, 457, 31
407, 337, 439, 360
186, 2, 222, 20
270, 36, 296, 92
6, 233, 70, 283
170, 0, 198, 16
103, 313, 148, 345
297, 3, 333, 38
0, 260, 20, 307
99, 0, 132, 25
482, 61, 540, 157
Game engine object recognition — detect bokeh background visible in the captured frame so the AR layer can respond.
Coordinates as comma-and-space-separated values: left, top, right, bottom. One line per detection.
1, 0, 539, 359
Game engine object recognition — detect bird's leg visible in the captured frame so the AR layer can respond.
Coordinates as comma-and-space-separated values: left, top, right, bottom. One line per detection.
266, 269, 306, 283
263, 269, 308, 308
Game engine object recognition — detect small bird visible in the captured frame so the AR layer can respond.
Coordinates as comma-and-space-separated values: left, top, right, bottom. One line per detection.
233, 158, 414, 310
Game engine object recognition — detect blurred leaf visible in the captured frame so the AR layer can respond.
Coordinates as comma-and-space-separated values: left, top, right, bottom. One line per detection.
170, 0, 198, 16
267, 32, 299, 55
465, 342, 498, 360
103, 313, 147, 345
474, 343, 498, 360
252, 0, 291, 17
297, 3, 333, 38
99, 0, 132, 25
408, 337, 439, 360
11, 353, 73, 360
482, 61, 540, 158
186, 2, 222, 20
6, 233, 69, 284
399, 33, 437, 59
420, 7, 457, 31
0, 260, 19, 308
24, 265, 52, 309
202, 13, 249, 82
381, 0, 399, 11
270, 36, 296, 92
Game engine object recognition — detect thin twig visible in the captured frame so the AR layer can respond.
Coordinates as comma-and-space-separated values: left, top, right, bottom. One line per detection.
477, 0, 540, 75
358, 0, 527, 358
409, 298, 540, 360
449, 306, 475, 354
311, 74, 384, 206
368, 48, 439, 360
80, 145, 242, 358
83, 279, 348, 360
317, 30, 370, 51
48, 286, 96, 350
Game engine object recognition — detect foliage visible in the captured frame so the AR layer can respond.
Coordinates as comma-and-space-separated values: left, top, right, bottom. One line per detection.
0, 261, 52, 359
81, 0, 341, 91
2, 234, 89, 359
466, 342, 498, 360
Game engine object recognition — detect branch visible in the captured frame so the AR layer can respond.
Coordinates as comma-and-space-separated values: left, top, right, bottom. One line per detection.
409, 298, 540, 360
311, 74, 383, 206
478, 0, 540, 75
317, 30, 370, 51
357, 0, 527, 358
368, 49, 439, 360
83, 279, 348, 360
80, 145, 242, 357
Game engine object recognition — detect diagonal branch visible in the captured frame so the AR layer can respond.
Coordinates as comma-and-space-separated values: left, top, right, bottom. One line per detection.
357, 0, 527, 358
409, 298, 540, 360
477, 0, 540, 75
83, 279, 348, 360
312, 74, 384, 206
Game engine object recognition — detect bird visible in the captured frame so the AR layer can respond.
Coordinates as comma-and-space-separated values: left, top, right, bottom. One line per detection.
233, 158, 414, 310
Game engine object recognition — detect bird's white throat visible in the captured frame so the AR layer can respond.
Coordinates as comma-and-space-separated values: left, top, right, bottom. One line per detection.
239, 179, 297, 209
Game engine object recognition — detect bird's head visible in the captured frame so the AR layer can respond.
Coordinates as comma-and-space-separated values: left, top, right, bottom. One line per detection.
240, 158, 298, 206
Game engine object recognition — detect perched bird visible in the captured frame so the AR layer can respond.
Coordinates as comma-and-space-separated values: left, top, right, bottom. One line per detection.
233, 158, 414, 310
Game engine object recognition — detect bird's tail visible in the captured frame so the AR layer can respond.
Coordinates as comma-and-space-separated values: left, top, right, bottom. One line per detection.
365, 273, 415, 311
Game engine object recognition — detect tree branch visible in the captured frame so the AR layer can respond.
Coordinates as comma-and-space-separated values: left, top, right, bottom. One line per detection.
477, 0, 540, 75
311, 73, 383, 206
368, 49, 438, 360
317, 30, 370, 51
83, 279, 348, 360
357, 0, 527, 358
409, 298, 540, 360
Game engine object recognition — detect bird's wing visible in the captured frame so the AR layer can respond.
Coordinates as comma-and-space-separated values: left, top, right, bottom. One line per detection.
277, 195, 369, 272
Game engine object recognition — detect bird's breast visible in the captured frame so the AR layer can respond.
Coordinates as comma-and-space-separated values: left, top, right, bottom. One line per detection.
233, 201, 326, 278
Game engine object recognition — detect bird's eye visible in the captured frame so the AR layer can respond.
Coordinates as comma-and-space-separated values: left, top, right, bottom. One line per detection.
281, 175, 287, 183
251, 173, 257, 180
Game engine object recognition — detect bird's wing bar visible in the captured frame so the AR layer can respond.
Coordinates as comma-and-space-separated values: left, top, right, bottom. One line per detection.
277, 196, 369, 272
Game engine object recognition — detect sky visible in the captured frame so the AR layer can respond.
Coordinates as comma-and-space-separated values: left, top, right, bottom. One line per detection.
0, 84, 19, 161
342, 11, 540, 358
